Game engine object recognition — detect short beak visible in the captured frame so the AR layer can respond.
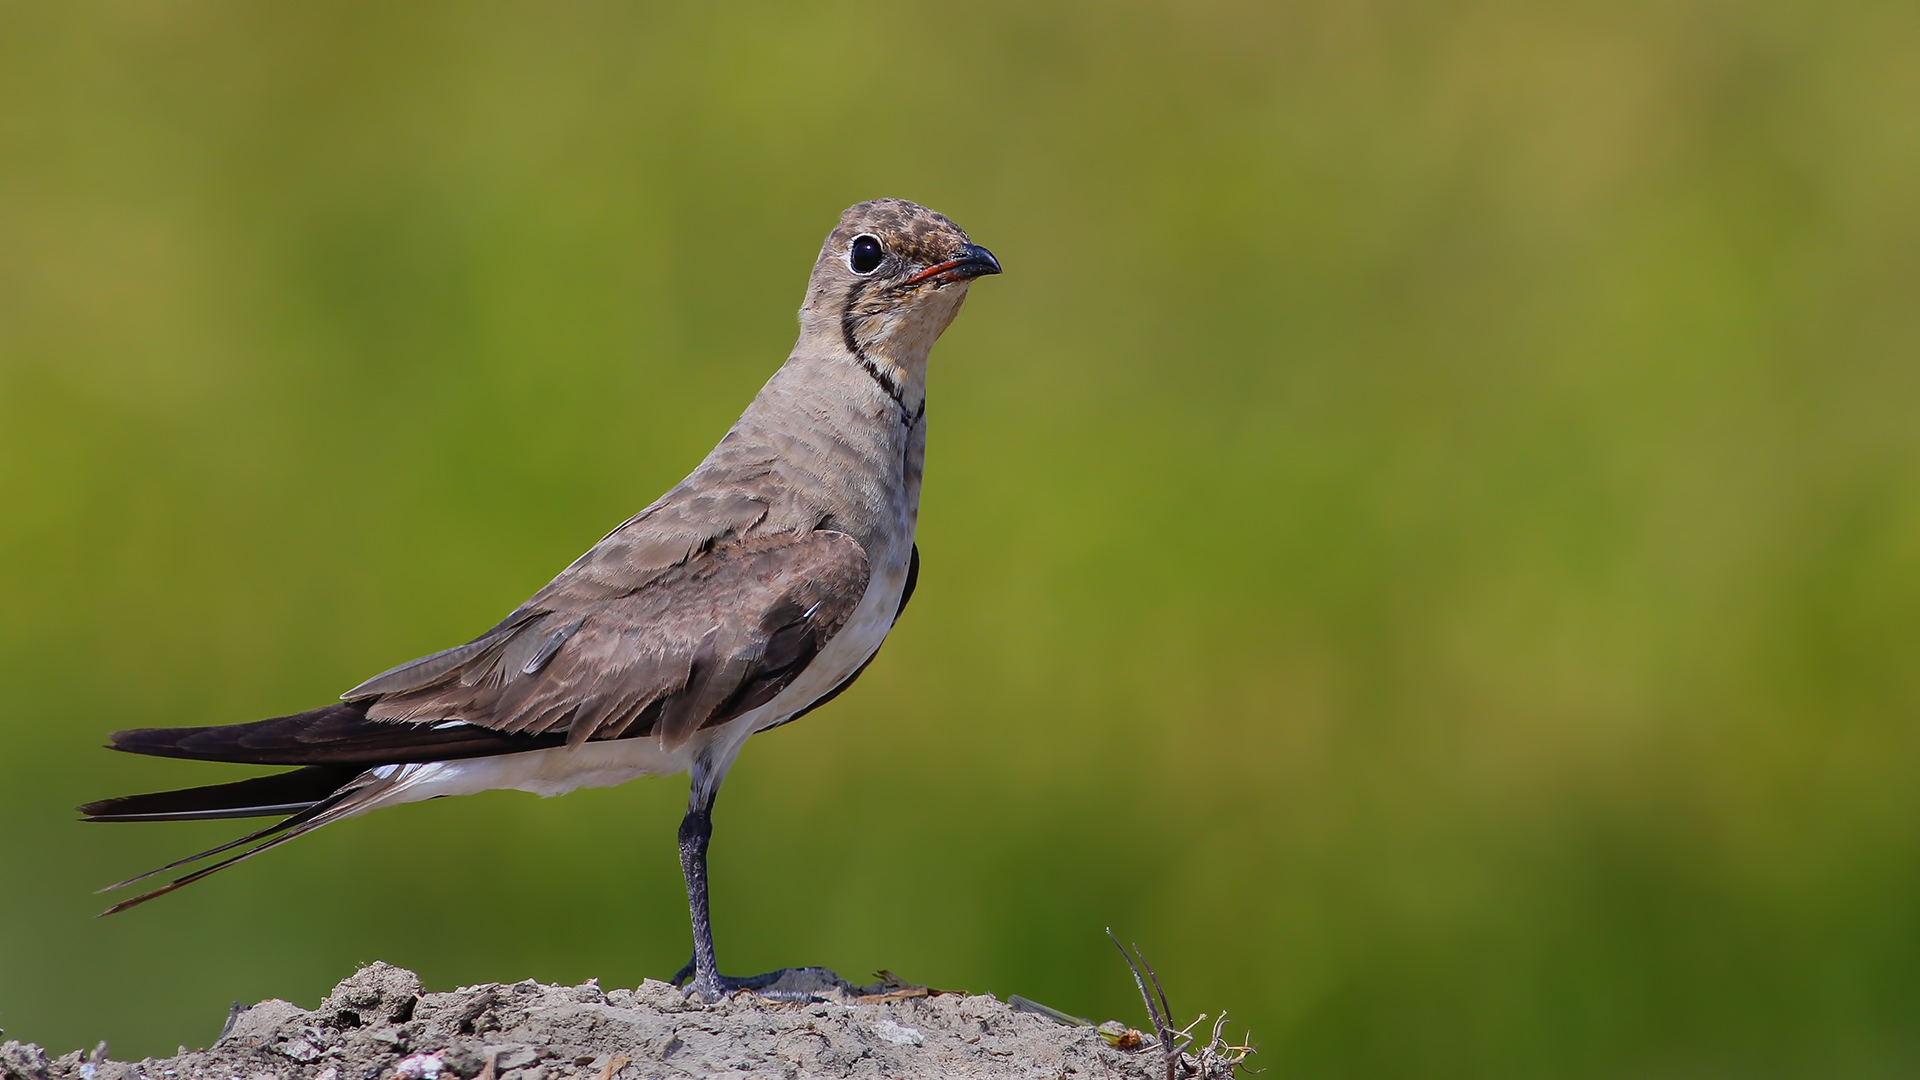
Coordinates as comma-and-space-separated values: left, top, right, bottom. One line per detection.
904, 243, 1003, 287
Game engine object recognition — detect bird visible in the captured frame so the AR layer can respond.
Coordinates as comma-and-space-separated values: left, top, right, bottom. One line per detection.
80, 198, 1001, 1002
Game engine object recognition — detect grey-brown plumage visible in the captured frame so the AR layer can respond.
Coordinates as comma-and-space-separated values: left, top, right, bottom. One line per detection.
83, 199, 1000, 1001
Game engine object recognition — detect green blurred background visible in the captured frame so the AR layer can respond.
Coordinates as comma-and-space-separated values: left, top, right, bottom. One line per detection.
3, 1, 1917, 1075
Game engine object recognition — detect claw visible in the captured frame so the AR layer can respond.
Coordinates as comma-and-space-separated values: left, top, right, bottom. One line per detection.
670, 956, 821, 1003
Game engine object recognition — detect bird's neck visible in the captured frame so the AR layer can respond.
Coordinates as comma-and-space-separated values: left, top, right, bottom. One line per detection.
798, 286, 971, 417
718, 345, 928, 547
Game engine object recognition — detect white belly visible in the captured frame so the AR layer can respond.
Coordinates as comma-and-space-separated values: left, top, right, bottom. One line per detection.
360, 542, 911, 813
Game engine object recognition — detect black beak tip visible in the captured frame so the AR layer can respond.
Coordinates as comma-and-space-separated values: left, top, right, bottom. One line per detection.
961, 243, 1002, 277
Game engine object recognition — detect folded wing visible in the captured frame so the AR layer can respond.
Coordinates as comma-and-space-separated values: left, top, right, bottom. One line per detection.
361, 528, 871, 750
106, 528, 871, 766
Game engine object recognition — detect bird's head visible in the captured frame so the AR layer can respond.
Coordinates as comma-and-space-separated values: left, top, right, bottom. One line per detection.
799, 199, 1001, 392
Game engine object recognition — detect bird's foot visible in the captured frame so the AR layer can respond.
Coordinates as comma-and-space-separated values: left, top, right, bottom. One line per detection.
670, 961, 854, 1003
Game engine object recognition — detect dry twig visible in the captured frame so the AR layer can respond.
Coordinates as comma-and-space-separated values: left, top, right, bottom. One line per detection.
1106, 929, 1254, 1079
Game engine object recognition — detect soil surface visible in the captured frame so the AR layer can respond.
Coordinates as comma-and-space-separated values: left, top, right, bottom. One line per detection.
1, 963, 1245, 1080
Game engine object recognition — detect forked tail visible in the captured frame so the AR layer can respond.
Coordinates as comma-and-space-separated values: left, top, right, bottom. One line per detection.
82, 764, 406, 915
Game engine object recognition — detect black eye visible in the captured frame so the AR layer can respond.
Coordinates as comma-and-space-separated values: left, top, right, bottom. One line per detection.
848, 234, 884, 275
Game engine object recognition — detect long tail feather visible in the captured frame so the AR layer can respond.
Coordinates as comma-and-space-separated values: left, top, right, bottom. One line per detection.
80, 765, 362, 822
93, 779, 367, 893
95, 768, 401, 916
101, 821, 324, 916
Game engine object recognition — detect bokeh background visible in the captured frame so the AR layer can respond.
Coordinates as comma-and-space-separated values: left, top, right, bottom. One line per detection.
3, 2, 1918, 1075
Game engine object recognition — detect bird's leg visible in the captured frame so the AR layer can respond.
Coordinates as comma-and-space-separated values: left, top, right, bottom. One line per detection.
669, 784, 830, 1003
674, 798, 725, 1001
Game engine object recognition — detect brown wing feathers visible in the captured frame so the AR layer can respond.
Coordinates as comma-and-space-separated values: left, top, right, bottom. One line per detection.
105, 701, 568, 766
364, 530, 870, 750
103, 529, 870, 772
84, 528, 872, 913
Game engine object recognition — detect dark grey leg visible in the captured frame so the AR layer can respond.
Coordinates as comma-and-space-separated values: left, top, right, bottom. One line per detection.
674, 800, 724, 1001
668, 783, 830, 1003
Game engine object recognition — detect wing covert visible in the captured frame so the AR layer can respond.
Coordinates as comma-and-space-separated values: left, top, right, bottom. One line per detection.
361, 530, 870, 750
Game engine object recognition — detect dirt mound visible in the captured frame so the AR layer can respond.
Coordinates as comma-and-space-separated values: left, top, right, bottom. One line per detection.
1, 963, 1246, 1080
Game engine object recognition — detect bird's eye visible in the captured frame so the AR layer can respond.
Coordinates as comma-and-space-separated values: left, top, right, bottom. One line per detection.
848, 234, 884, 275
